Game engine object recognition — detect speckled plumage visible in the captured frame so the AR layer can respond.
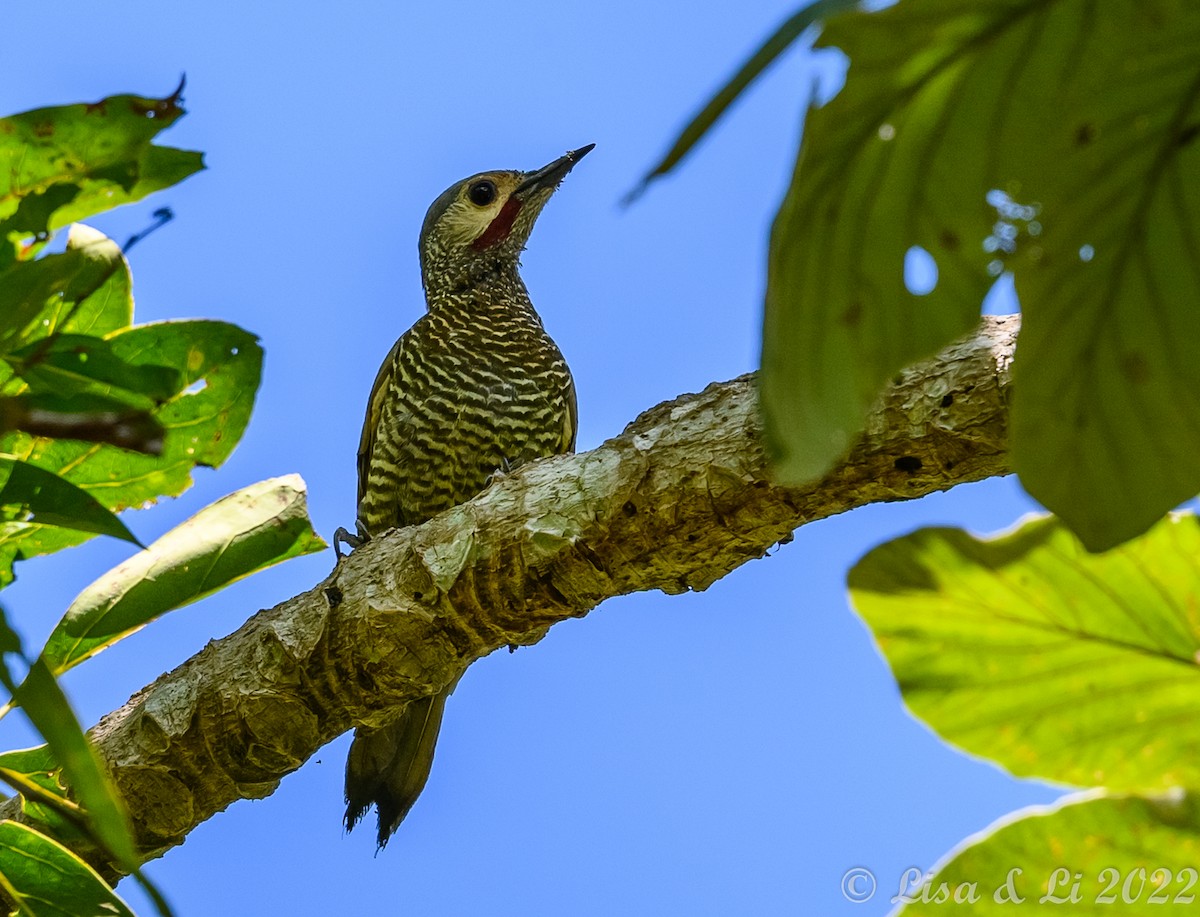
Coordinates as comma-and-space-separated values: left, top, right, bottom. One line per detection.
342, 146, 591, 849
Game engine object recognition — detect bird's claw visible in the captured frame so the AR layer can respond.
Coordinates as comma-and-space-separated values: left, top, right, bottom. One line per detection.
333, 521, 370, 564
485, 456, 518, 488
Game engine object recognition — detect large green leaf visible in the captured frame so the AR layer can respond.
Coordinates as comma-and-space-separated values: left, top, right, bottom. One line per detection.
0, 85, 203, 259
42, 475, 326, 675
1005, 7, 1200, 550
6, 659, 136, 869
849, 514, 1200, 792
0, 320, 263, 582
0, 820, 134, 917
762, 0, 1200, 551
628, 0, 859, 201
762, 0, 1017, 484
893, 792, 1200, 914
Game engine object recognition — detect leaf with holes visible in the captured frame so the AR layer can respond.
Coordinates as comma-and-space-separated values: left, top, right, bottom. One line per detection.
1002, 8, 1200, 550
42, 475, 326, 675
762, 0, 1200, 551
0, 85, 203, 261
763, 0, 1015, 485
850, 514, 1200, 791
893, 792, 1200, 915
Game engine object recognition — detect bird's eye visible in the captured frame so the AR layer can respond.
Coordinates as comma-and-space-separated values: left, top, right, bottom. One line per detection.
467, 180, 497, 207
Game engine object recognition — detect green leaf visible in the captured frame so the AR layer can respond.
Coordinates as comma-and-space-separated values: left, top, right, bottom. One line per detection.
0, 185, 80, 239
0, 746, 69, 806
849, 514, 1200, 792
0, 762, 85, 847
0, 746, 105, 853
0, 84, 203, 257
46, 146, 202, 234
1003, 8, 1200, 550
0, 604, 24, 657
0, 458, 139, 546
628, 0, 859, 201
46, 225, 133, 339
0, 320, 262, 580
0, 746, 75, 832
7, 659, 136, 869
893, 792, 1200, 914
0, 225, 127, 355
42, 475, 326, 674
0, 544, 16, 592
762, 0, 1033, 484
0, 820, 134, 917
761, 0, 1200, 551
0, 754, 174, 917
7, 333, 182, 408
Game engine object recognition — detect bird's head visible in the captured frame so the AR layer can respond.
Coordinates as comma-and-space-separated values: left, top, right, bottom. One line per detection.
418, 144, 594, 288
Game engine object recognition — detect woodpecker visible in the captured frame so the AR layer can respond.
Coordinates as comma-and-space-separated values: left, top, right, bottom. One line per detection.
335, 144, 592, 849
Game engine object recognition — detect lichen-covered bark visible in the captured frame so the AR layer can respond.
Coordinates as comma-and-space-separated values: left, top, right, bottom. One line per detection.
7, 316, 1018, 871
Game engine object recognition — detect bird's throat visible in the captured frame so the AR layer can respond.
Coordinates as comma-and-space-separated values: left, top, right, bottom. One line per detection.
471, 197, 524, 250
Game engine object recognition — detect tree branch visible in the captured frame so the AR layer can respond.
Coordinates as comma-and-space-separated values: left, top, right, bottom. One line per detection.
11, 315, 1018, 869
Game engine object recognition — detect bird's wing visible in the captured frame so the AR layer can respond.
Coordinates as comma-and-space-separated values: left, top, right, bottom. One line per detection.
357, 335, 404, 512
563, 374, 578, 454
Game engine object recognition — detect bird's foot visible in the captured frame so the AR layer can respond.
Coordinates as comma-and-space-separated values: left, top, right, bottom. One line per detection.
484, 456, 519, 488
333, 522, 370, 563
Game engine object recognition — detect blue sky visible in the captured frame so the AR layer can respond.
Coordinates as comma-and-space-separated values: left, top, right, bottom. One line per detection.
2, 2, 1056, 914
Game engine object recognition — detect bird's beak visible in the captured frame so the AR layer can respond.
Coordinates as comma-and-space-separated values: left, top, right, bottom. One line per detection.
514, 144, 595, 198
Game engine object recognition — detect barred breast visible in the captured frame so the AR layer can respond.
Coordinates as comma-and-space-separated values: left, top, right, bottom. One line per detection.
357, 284, 576, 534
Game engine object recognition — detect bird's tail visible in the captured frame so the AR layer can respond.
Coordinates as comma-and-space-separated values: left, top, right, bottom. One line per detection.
344, 686, 451, 849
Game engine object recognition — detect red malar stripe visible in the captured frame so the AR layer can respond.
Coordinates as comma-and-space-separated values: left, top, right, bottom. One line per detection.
471, 197, 524, 250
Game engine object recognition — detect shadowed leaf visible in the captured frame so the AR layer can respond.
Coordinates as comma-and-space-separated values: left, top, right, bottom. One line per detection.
7, 333, 182, 409
1003, 10, 1200, 550
761, 0, 1200, 552
0, 458, 139, 546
